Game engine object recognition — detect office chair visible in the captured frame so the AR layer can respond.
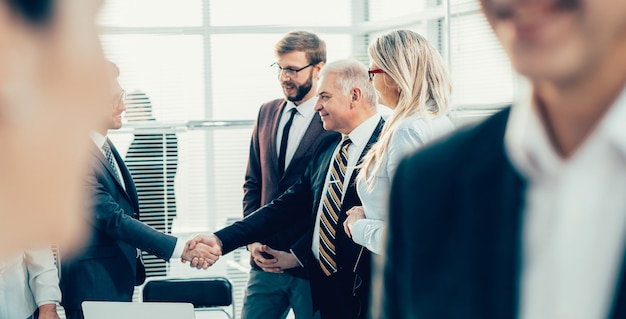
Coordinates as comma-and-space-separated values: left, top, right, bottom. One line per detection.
142, 276, 235, 319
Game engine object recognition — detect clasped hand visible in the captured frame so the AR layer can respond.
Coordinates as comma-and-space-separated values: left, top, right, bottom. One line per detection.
343, 206, 365, 238
248, 242, 299, 273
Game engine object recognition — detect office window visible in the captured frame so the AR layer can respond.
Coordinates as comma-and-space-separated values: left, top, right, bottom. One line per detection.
448, 0, 515, 115
90, 1, 514, 317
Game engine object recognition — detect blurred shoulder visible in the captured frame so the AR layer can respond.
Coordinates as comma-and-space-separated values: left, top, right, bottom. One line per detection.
398, 107, 511, 175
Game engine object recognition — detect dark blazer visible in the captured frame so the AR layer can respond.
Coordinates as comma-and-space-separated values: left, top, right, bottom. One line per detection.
382, 108, 626, 319
60, 139, 177, 318
243, 99, 338, 277
216, 118, 384, 319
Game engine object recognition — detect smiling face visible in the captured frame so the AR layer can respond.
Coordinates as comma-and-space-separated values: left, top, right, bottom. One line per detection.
277, 50, 320, 104
369, 63, 399, 109
480, 0, 626, 85
314, 73, 353, 134
108, 86, 126, 130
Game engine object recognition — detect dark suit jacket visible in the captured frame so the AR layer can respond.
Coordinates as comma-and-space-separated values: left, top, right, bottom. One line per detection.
243, 98, 338, 277
60, 139, 177, 316
382, 108, 626, 319
216, 118, 384, 319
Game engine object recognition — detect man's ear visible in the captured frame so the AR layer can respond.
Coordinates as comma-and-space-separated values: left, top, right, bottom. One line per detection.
350, 87, 362, 107
313, 61, 325, 79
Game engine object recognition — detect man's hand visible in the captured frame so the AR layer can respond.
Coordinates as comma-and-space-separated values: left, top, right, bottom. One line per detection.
183, 234, 223, 269
37, 304, 60, 319
181, 234, 222, 269
256, 245, 300, 273
248, 242, 279, 272
343, 206, 366, 238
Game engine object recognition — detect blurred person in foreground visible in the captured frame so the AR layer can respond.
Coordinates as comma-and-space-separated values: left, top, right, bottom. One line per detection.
0, 0, 109, 258
59, 61, 220, 319
343, 29, 454, 255
380, 0, 626, 318
240, 31, 336, 319
189, 59, 383, 319
0, 249, 62, 319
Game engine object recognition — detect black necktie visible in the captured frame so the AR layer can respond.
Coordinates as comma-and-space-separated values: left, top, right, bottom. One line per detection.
278, 108, 298, 174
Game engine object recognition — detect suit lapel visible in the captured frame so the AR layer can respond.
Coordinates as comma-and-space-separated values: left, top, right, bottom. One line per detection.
270, 100, 288, 175
283, 112, 326, 177
91, 140, 137, 210
108, 140, 139, 213
458, 109, 525, 317
346, 118, 385, 187
608, 244, 626, 318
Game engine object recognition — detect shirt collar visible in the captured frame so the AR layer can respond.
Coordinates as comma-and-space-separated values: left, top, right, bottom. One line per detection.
505, 84, 626, 181
345, 114, 382, 149
285, 96, 316, 118
91, 131, 108, 149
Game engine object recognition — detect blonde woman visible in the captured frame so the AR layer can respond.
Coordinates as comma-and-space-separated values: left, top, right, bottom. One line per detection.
343, 29, 455, 254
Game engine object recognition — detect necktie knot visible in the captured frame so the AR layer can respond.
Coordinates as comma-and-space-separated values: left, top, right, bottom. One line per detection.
341, 136, 352, 150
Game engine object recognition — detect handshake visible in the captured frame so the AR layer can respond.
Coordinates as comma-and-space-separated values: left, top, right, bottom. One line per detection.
180, 234, 223, 269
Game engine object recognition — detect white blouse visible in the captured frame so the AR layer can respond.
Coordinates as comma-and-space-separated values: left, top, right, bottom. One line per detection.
352, 113, 454, 254
0, 249, 61, 319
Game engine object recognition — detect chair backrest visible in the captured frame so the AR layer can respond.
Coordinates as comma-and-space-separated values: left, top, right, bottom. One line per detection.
143, 277, 233, 308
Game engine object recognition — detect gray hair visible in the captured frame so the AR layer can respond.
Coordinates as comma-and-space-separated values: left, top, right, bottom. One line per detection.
319, 59, 377, 107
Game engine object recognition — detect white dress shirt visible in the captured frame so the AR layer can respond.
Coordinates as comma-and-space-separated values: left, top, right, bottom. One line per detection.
352, 113, 454, 254
0, 249, 61, 319
90, 132, 185, 260
311, 114, 382, 260
275, 98, 317, 170
506, 85, 626, 319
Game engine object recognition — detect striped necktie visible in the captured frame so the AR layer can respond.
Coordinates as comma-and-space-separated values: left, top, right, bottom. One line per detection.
319, 136, 352, 276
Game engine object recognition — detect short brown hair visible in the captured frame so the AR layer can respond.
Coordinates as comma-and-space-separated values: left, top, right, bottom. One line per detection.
275, 31, 326, 65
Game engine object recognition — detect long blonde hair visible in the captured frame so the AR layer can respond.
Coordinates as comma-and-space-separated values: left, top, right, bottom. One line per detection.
359, 30, 452, 187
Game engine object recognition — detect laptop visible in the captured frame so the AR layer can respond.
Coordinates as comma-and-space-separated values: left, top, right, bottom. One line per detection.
82, 301, 196, 319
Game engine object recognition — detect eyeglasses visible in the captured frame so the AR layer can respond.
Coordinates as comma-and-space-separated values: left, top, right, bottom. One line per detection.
271, 62, 313, 78
113, 89, 126, 109
368, 68, 385, 81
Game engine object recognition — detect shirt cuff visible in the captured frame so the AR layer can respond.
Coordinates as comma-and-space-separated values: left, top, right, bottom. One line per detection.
350, 220, 368, 247
36, 300, 60, 308
170, 238, 186, 260
289, 249, 305, 268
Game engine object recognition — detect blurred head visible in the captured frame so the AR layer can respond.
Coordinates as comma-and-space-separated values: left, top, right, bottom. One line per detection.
314, 59, 377, 135
0, 0, 107, 119
0, 0, 106, 257
124, 90, 154, 122
479, 0, 626, 85
368, 29, 451, 116
274, 31, 326, 104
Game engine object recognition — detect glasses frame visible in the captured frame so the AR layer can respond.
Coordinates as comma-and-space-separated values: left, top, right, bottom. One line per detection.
271, 62, 314, 78
368, 68, 385, 81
